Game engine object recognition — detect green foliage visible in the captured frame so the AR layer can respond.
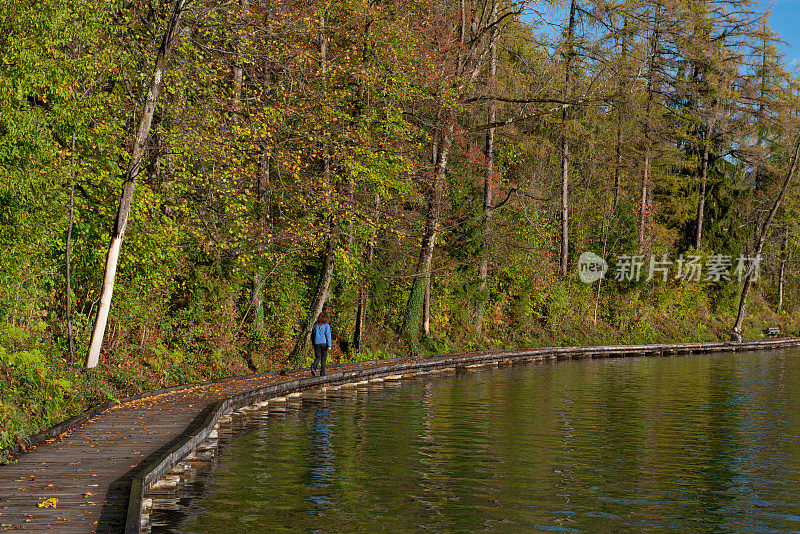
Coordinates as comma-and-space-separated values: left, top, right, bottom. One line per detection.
343, 346, 396, 363
2, 0, 800, 460
0, 345, 72, 461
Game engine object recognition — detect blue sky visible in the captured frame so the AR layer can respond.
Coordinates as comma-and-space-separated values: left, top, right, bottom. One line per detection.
758, 1, 800, 68
531, 2, 800, 71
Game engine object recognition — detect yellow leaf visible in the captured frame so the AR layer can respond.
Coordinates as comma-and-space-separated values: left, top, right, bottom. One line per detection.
38, 498, 58, 508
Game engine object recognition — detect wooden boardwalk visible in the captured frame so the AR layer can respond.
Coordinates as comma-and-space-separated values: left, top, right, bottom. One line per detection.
0, 369, 309, 532
1, 341, 799, 532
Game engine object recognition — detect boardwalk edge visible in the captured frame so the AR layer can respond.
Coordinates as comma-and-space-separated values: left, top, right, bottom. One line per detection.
124, 339, 800, 533
1, 370, 288, 462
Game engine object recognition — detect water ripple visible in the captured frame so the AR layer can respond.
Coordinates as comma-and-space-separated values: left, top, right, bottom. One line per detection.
150, 349, 800, 533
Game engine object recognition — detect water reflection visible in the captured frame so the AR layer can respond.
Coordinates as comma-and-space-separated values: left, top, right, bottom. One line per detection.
306, 407, 335, 516
149, 350, 800, 533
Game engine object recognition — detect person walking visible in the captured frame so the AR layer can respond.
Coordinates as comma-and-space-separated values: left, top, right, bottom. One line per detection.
311, 310, 332, 376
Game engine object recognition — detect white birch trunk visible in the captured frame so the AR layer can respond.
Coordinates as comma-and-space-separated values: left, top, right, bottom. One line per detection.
86, 0, 188, 368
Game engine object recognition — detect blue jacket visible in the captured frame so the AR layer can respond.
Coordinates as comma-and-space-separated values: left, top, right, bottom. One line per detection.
311, 322, 331, 347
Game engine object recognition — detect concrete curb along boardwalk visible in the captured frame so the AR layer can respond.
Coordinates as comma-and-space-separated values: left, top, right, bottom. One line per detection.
1, 340, 798, 532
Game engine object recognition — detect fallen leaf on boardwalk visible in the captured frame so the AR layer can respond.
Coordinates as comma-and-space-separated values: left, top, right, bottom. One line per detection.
83, 492, 93, 497
87, 484, 98, 487
37, 498, 58, 508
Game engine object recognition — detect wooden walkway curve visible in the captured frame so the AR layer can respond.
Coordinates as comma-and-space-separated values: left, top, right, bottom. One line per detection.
0, 369, 303, 532
1, 340, 799, 532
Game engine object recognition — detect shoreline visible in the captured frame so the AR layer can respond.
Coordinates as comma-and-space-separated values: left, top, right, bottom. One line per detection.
127, 338, 800, 533
2, 339, 798, 533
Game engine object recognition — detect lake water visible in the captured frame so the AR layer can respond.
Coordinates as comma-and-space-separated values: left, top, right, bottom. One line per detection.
150, 349, 800, 533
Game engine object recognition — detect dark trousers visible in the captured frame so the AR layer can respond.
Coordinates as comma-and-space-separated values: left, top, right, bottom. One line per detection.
312, 344, 328, 375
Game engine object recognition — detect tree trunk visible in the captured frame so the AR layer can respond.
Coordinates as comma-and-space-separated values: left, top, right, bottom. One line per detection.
733, 135, 800, 340
476, 2, 498, 337
560, 131, 570, 276
252, 147, 270, 332
560, 0, 577, 278
613, 16, 629, 209
415, 1, 468, 340
289, 15, 335, 363
66, 132, 76, 364
353, 292, 365, 351
232, 0, 248, 114
423, 270, 431, 338
638, 12, 660, 255
401, 215, 436, 344
252, 272, 264, 330
613, 120, 623, 208
353, 194, 380, 351
347, 175, 355, 249
400, 113, 453, 343
638, 145, 650, 253
291, 235, 336, 360
778, 225, 788, 312
86, 0, 188, 368
694, 138, 709, 250
251, 4, 278, 333
753, 16, 768, 190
